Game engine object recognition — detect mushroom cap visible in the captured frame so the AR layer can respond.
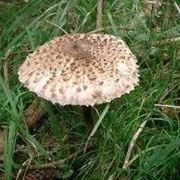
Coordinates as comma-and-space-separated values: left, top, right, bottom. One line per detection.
18, 33, 139, 106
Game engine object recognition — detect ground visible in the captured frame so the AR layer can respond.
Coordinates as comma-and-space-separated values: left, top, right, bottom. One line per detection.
0, 0, 180, 179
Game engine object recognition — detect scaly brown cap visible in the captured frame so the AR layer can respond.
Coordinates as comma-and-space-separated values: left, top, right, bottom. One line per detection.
18, 33, 139, 106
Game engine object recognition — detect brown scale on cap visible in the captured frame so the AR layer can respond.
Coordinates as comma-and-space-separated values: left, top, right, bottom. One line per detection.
18, 33, 139, 106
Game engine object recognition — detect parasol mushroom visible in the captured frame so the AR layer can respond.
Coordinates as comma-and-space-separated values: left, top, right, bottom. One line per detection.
18, 33, 139, 131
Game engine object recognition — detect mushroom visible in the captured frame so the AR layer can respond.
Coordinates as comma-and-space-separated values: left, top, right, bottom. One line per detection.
18, 33, 139, 131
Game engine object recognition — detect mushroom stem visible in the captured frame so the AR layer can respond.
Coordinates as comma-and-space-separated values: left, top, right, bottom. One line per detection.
83, 106, 94, 133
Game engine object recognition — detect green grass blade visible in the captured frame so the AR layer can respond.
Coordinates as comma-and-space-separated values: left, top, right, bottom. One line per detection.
84, 104, 110, 152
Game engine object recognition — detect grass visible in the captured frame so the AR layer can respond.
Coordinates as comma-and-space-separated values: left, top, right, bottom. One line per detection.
0, 0, 180, 179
